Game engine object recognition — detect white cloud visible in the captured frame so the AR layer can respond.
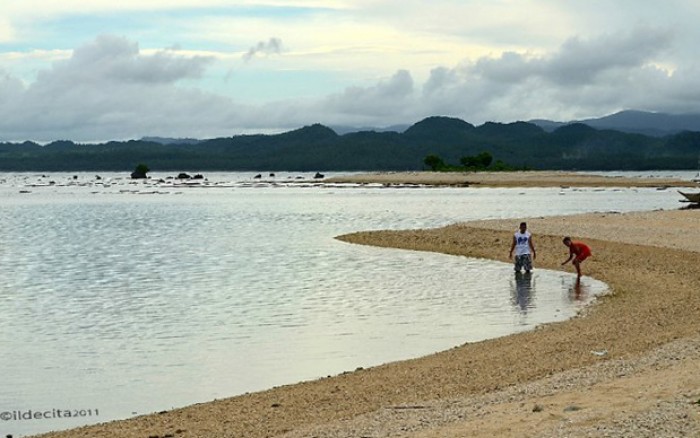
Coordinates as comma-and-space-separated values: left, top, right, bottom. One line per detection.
0, 69, 24, 101
0, 35, 239, 142
469, 27, 673, 87
186, 12, 491, 81
41, 36, 214, 86
3, 22, 700, 142
318, 69, 415, 123
417, 26, 687, 123
242, 37, 284, 62
0, 16, 15, 43
542, 27, 674, 85
3, 0, 350, 17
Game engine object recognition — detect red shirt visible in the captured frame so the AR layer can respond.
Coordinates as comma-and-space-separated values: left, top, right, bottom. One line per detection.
570, 241, 592, 260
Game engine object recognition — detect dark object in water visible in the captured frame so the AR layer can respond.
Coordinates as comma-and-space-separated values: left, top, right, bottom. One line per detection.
678, 190, 700, 203
314, 172, 325, 179
131, 164, 149, 179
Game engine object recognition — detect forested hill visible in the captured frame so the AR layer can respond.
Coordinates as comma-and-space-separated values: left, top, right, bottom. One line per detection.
1, 116, 699, 171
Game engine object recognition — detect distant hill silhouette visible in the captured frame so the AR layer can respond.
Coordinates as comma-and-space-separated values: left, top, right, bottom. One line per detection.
141, 136, 203, 145
330, 124, 410, 135
1, 115, 699, 171
530, 110, 700, 136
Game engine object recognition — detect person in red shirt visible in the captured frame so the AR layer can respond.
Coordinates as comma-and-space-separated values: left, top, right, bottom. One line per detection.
561, 237, 592, 279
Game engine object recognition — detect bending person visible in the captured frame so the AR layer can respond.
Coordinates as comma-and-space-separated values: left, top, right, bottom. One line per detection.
561, 236, 592, 279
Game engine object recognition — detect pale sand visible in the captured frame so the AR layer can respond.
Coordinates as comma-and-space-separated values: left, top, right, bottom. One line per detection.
468, 209, 700, 253
325, 170, 698, 188
33, 208, 700, 437
282, 209, 700, 438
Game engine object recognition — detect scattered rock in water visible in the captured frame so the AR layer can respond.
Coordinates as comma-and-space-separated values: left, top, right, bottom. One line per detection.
192, 174, 204, 180
314, 172, 325, 179
131, 164, 149, 179
177, 173, 191, 179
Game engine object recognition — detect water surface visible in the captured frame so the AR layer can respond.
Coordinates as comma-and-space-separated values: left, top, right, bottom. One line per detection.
1, 171, 686, 436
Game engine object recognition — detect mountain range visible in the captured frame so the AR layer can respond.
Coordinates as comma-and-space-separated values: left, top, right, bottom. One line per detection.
328, 110, 700, 137
1, 111, 699, 172
529, 110, 700, 137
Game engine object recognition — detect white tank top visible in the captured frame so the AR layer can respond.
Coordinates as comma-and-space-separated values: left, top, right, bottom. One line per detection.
514, 230, 531, 256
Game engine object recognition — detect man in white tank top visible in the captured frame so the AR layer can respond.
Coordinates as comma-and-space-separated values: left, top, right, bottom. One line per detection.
509, 221, 536, 273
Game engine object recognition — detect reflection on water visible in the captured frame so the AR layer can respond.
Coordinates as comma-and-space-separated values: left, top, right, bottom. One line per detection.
3, 171, 675, 437
511, 271, 535, 312
566, 277, 591, 301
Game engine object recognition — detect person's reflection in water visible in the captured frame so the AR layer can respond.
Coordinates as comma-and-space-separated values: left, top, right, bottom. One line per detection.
511, 271, 535, 312
567, 277, 590, 301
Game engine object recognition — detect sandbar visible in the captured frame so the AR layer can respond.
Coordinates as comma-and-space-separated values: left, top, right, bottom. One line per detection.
325, 170, 698, 188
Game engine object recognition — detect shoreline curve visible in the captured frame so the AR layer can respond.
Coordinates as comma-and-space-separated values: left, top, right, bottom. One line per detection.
33, 209, 700, 437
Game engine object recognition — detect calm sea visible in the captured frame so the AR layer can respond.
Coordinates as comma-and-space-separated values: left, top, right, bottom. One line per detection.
0, 171, 695, 437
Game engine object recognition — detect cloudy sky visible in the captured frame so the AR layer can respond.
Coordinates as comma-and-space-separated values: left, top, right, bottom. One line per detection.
1, 1, 699, 142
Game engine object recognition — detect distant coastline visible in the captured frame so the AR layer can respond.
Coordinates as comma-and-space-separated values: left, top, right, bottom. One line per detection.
325, 170, 698, 188
2, 114, 700, 172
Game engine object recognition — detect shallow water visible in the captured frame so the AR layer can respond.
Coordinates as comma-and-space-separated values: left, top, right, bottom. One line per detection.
0, 171, 689, 437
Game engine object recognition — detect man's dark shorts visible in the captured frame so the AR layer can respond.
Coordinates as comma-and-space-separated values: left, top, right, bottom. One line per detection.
514, 254, 532, 272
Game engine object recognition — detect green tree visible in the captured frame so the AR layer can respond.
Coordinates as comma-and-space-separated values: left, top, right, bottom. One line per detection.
460, 155, 477, 168
461, 151, 494, 170
476, 151, 493, 168
131, 163, 150, 179
424, 154, 445, 171
491, 159, 514, 171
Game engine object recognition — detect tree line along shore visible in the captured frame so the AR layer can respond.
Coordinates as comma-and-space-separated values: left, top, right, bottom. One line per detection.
3, 116, 700, 172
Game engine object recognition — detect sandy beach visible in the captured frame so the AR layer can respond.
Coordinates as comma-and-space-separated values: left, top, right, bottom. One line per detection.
325, 170, 697, 188
32, 174, 700, 438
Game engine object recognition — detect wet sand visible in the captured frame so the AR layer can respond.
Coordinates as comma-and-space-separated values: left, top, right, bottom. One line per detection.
325, 170, 696, 188
33, 184, 700, 437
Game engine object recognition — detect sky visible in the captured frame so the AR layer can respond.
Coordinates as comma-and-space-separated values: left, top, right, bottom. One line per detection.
1, 0, 699, 142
